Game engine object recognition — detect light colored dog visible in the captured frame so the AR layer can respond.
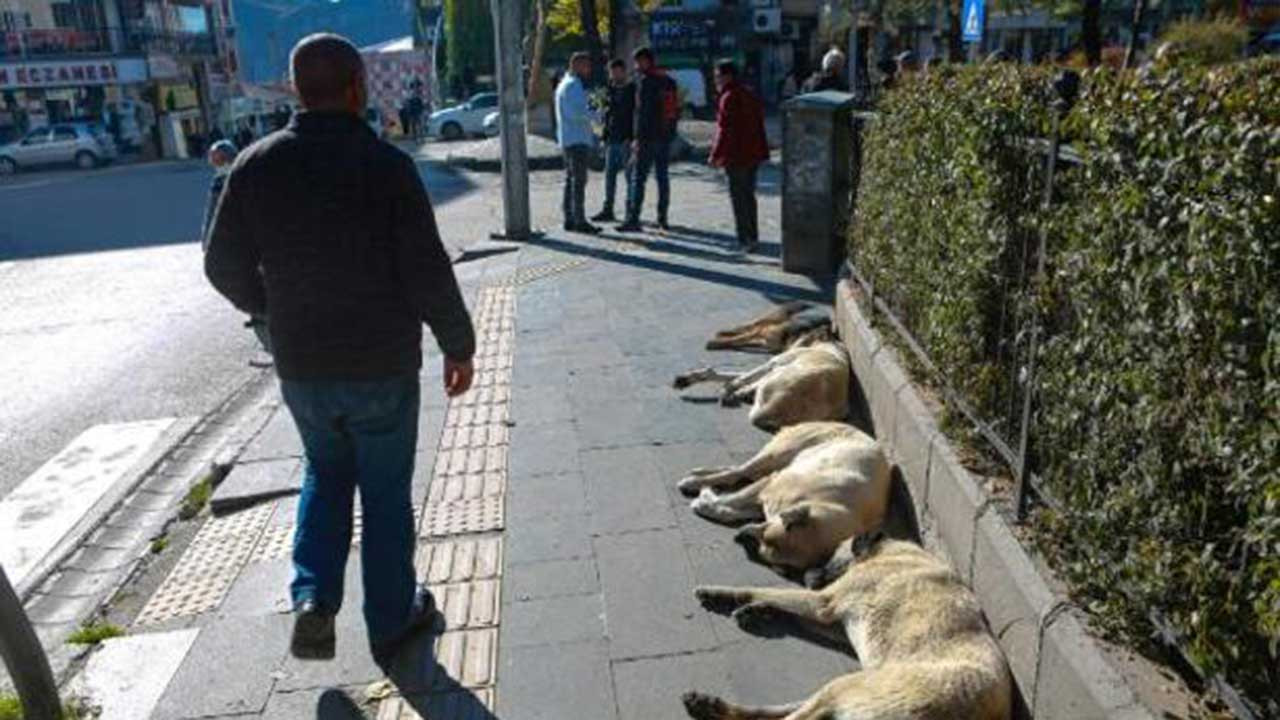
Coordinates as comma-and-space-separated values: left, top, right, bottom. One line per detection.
685, 536, 1012, 720
678, 422, 890, 573
672, 340, 850, 430
705, 301, 832, 353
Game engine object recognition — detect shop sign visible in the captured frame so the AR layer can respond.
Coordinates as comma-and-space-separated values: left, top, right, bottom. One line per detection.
0, 58, 146, 89
650, 12, 718, 52
148, 54, 181, 80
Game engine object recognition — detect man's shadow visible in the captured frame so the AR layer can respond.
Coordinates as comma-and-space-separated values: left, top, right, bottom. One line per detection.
312, 615, 499, 719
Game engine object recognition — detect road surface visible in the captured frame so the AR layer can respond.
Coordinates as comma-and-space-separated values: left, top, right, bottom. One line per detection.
0, 157, 483, 498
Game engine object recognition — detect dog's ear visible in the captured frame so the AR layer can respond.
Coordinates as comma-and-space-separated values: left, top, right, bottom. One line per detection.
780, 505, 811, 531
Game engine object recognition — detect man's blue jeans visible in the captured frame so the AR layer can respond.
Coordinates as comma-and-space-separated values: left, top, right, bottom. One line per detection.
627, 140, 670, 223
602, 142, 633, 215
281, 373, 419, 648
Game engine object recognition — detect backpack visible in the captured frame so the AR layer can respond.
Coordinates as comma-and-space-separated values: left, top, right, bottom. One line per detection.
660, 74, 681, 131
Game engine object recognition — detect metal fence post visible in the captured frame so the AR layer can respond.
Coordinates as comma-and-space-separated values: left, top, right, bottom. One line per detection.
1014, 70, 1079, 521
0, 565, 61, 720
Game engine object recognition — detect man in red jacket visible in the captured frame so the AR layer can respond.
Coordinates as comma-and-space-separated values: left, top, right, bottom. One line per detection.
709, 59, 769, 252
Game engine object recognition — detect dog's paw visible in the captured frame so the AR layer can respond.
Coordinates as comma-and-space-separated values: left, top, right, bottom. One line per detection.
676, 476, 703, 497
682, 691, 727, 720
694, 586, 743, 614
718, 391, 740, 408
672, 375, 692, 390
690, 488, 719, 516
732, 602, 778, 632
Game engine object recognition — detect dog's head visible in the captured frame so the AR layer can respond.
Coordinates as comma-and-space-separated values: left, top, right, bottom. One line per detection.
734, 504, 839, 572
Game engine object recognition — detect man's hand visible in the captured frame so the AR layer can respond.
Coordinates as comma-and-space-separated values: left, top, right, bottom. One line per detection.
443, 357, 474, 397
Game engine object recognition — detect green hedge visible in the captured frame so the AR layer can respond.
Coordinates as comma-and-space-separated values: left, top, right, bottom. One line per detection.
848, 59, 1279, 708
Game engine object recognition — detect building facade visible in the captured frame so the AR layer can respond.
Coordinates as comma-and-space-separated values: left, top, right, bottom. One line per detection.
0, 0, 235, 157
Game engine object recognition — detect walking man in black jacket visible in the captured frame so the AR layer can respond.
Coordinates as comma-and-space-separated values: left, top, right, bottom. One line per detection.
205, 33, 475, 667
618, 47, 675, 232
591, 58, 634, 223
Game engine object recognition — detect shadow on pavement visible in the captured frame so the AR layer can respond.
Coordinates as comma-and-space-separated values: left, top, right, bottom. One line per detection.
527, 233, 831, 303
316, 689, 372, 719
380, 622, 500, 720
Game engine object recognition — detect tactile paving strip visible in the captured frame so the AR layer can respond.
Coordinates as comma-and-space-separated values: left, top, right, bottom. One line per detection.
134, 503, 273, 624
416, 538, 503, 584
376, 688, 495, 720
430, 579, 501, 630
427, 472, 505, 505
421, 497, 504, 538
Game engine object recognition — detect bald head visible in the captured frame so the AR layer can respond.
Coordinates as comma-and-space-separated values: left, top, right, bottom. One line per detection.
290, 33, 366, 111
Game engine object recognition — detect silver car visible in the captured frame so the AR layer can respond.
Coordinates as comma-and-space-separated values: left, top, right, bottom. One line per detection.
0, 122, 119, 175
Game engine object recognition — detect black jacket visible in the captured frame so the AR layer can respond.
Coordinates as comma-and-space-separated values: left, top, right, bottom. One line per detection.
201, 171, 226, 251
633, 70, 674, 144
802, 71, 848, 94
205, 111, 475, 381
603, 80, 635, 144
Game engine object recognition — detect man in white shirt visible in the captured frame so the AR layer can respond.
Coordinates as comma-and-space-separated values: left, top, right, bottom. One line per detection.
555, 52, 599, 234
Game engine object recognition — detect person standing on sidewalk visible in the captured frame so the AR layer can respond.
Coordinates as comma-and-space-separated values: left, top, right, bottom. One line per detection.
555, 52, 599, 234
618, 47, 676, 233
204, 33, 476, 667
709, 60, 769, 253
803, 48, 849, 93
590, 58, 634, 224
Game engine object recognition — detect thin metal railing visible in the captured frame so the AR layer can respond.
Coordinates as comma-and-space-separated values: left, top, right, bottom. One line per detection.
0, 565, 61, 720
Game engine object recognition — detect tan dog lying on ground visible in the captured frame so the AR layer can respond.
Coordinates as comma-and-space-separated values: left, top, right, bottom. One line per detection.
706, 301, 833, 353
685, 536, 1012, 720
672, 340, 850, 430
678, 422, 890, 573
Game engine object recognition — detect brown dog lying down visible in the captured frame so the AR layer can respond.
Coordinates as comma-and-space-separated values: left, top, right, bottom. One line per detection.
678, 422, 890, 573
673, 340, 851, 430
706, 301, 833, 353
685, 536, 1013, 720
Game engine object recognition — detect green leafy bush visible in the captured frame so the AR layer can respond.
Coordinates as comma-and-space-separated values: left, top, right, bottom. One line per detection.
1155, 18, 1250, 68
848, 59, 1280, 708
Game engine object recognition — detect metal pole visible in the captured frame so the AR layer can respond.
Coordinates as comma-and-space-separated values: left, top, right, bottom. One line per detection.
1014, 70, 1077, 521
490, 0, 531, 241
0, 566, 61, 720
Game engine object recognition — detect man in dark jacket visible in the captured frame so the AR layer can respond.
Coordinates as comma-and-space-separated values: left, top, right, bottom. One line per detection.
591, 58, 634, 223
205, 33, 475, 667
618, 47, 674, 232
709, 60, 769, 252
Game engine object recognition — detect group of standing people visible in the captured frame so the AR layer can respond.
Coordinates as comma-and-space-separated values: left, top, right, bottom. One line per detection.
554, 46, 769, 252
398, 95, 427, 140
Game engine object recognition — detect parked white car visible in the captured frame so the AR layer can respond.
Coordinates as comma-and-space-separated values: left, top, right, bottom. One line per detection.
425, 92, 498, 140
482, 111, 500, 137
0, 122, 118, 175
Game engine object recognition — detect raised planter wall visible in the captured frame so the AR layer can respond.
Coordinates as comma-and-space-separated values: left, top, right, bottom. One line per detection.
835, 279, 1155, 720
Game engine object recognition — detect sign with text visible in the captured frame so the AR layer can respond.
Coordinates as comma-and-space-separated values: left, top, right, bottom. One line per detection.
962, 0, 985, 42
0, 58, 147, 89
649, 12, 717, 52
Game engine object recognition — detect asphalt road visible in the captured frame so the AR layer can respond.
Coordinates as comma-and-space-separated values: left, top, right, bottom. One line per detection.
0, 156, 482, 498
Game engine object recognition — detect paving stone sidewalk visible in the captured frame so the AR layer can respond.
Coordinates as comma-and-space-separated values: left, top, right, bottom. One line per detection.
73, 160, 852, 720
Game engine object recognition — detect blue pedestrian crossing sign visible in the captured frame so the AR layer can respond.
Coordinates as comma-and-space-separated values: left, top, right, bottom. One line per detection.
962, 0, 985, 42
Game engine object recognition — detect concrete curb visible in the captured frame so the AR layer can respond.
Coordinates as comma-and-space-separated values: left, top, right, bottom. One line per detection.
834, 280, 1155, 720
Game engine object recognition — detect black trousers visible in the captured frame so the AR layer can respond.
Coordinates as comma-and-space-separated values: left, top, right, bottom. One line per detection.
727, 165, 759, 245
562, 145, 590, 226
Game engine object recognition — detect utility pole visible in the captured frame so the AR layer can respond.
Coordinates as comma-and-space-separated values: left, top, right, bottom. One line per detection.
0, 566, 61, 720
490, 0, 532, 241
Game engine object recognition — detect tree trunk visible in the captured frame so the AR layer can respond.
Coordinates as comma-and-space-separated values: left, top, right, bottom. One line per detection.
1123, 0, 1146, 68
608, 0, 621, 58
528, 0, 550, 105
1082, 0, 1102, 66
946, 0, 963, 62
578, 0, 605, 85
